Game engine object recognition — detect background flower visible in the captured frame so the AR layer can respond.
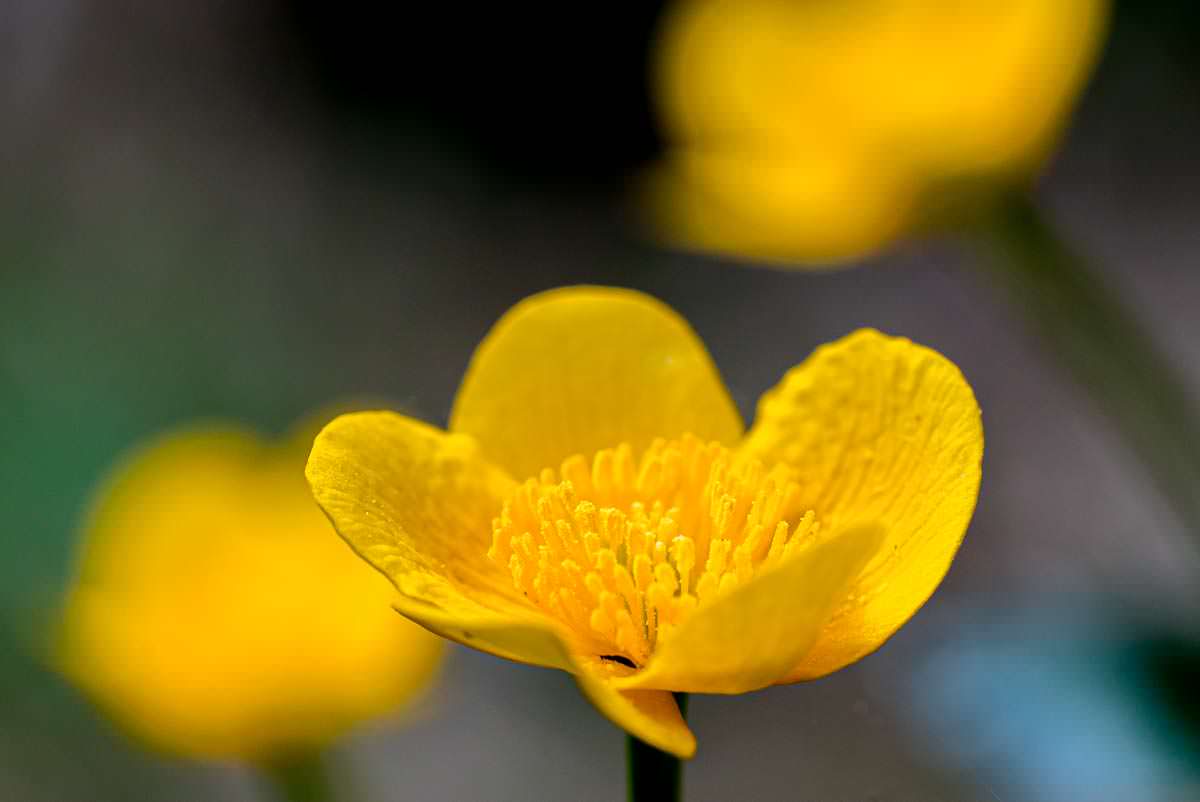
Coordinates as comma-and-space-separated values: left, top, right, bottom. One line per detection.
56, 425, 443, 761
649, 0, 1110, 264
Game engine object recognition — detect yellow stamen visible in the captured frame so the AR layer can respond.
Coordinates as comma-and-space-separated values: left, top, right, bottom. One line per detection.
490, 434, 817, 666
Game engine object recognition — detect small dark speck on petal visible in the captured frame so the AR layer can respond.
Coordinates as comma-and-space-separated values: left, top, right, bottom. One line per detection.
601, 654, 637, 668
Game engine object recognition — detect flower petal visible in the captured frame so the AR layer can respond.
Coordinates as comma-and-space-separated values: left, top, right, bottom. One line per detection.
390, 595, 575, 672
738, 330, 983, 680
573, 659, 696, 759
450, 286, 743, 481
616, 523, 885, 694
307, 411, 570, 670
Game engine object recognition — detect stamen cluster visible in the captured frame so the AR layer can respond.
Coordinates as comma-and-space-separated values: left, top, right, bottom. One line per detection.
489, 435, 817, 665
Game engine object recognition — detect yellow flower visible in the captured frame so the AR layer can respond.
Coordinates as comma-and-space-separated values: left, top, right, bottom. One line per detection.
648, 0, 1110, 264
307, 287, 983, 758
57, 424, 443, 761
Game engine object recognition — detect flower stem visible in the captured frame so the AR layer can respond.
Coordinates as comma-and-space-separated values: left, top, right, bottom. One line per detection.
627, 693, 688, 802
260, 751, 338, 802
972, 191, 1200, 541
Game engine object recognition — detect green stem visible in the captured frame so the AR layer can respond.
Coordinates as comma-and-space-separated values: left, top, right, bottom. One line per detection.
973, 191, 1200, 540
627, 693, 687, 802
260, 751, 337, 802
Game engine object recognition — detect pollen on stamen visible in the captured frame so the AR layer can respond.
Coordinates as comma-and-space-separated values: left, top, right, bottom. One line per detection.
489, 434, 818, 665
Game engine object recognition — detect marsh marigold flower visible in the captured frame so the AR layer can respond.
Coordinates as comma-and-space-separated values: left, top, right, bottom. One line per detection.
57, 425, 443, 760
649, 0, 1110, 264
307, 287, 983, 757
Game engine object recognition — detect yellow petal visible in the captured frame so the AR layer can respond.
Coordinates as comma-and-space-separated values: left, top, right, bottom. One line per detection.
393, 596, 696, 757
616, 523, 884, 694
738, 330, 983, 680
307, 411, 571, 670
389, 594, 575, 672
450, 286, 743, 481
573, 658, 696, 759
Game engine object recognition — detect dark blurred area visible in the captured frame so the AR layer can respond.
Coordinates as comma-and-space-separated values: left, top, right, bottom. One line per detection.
3, 1, 1200, 800
282, 3, 667, 186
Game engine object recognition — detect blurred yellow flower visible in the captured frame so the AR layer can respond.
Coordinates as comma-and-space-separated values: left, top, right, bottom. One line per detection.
307, 287, 983, 758
57, 424, 443, 761
649, 0, 1110, 264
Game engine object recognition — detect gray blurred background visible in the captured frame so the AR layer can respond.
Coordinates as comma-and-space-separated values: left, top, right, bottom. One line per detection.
3, 1, 1200, 800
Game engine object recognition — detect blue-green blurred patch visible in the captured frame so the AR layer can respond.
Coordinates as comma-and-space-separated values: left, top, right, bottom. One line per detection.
897, 601, 1200, 802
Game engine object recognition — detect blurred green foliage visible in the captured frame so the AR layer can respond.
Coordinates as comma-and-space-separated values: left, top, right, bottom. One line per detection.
1, 197, 333, 621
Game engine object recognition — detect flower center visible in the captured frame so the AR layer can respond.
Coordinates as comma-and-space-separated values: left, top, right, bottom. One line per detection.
488, 434, 818, 666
